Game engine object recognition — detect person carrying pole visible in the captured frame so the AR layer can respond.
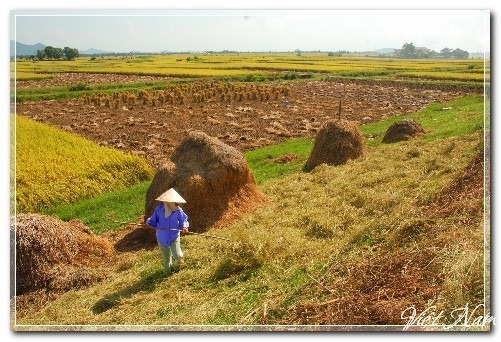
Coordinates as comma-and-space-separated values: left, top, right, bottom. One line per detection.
145, 188, 189, 275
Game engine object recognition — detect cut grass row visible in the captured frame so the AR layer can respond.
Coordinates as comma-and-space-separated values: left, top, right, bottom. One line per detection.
14, 76, 485, 104
14, 75, 301, 103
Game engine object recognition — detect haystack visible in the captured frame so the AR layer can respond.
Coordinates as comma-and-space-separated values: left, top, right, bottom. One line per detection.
382, 118, 425, 143
14, 214, 112, 295
304, 120, 365, 171
145, 131, 266, 235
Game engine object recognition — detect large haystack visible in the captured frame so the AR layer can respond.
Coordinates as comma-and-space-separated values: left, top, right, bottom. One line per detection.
14, 214, 112, 295
145, 131, 266, 234
382, 118, 425, 143
304, 120, 365, 171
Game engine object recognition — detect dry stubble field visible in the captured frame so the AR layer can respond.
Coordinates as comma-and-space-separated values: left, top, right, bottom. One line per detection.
14, 73, 476, 166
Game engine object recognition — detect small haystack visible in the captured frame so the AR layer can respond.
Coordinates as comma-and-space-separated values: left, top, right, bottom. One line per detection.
304, 120, 365, 171
145, 131, 266, 234
14, 214, 112, 295
382, 118, 425, 143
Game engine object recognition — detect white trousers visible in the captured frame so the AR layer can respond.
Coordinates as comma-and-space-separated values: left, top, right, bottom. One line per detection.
158, 237, 184, 275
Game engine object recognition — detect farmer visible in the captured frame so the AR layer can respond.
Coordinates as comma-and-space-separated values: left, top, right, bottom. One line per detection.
145, 188, 189, 275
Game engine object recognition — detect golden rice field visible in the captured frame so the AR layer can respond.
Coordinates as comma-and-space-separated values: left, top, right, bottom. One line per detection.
12, 53, 489, 82
398, 70, 487, 82
12, 115, 154, 213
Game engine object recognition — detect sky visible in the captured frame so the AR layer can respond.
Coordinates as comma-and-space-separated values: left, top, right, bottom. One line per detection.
10, 9, 490, 53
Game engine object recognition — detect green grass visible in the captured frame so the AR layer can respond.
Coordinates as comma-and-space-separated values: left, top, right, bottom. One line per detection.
44, 181, 151, 234
245, 137, 314, 185
359, 95, 485, 146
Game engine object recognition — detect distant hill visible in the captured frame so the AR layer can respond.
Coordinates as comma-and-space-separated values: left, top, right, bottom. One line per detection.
11, 40, 46, 57
10, 41, 114, 57
374, 48, 395, 54
80, 48, 113, 55
470, 52, 490, 59
359, 48, 396, 55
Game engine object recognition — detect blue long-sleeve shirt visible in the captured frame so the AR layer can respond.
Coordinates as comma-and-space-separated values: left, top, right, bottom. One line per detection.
146, 205, 189, 246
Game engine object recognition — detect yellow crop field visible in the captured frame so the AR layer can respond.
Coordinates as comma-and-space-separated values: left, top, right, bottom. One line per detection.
11, 71, 54, 81
12, 115, 154, 213
397, 70, 489, 81
12, 53, 488, 83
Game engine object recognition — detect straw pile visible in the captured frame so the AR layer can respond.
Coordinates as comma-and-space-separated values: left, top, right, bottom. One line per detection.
382, 118, 426, 143
14, 214, 112, 295
432, 145, 486, 216
286, 247, 440, 325
304, 120, 365, 171
145, 131, 266, 234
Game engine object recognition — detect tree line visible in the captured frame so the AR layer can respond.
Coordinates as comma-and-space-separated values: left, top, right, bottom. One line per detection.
396, 42, 469, 59
35, 46, 80, 61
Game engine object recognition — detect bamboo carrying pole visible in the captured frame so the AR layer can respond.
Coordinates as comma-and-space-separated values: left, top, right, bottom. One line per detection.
110, 219, 236, 242
149, 227, 236, 242
185, 231, 236, 242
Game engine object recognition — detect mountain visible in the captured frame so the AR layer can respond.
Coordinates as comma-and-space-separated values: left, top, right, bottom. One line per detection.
374, 48, 395, 54
358, 48, 396, 55
11, 40, 46, 57
80, 48, 113, 55
10, 41, 115, 57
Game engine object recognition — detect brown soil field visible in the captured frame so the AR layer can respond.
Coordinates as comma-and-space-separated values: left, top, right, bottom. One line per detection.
15, 77, 473, 166
15, 72, 180, 89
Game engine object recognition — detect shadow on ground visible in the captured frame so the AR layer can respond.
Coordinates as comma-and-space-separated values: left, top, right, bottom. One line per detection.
114, 227, 157, 252
92, 269, 166, 314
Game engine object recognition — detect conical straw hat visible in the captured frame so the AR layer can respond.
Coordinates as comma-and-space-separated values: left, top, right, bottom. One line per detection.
155, 188, 187, 203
